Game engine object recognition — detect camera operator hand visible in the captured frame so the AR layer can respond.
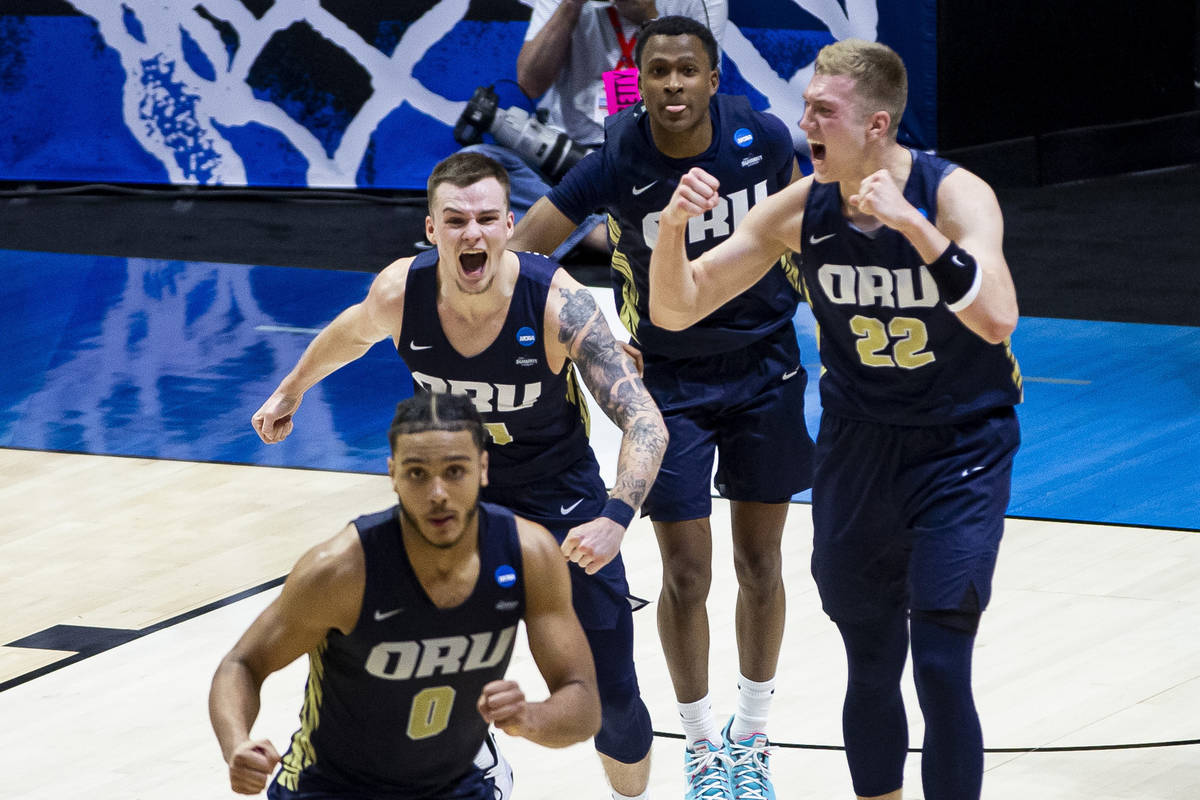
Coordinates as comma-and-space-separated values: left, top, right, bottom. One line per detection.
517, 0, 588, 98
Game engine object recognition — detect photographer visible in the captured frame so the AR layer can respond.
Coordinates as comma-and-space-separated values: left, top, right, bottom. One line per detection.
457, 0, 725, 261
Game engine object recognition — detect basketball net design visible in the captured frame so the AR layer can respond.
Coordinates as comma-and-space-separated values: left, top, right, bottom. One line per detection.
62, 0, 879, 188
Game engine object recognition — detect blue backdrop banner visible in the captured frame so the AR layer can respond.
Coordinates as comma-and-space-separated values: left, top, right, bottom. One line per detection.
0, 0, 935, 189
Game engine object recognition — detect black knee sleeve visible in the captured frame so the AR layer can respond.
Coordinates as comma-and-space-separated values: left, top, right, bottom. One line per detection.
911, 607, 980, 634
594, 675, 653, 763
584, 603, 653, 763
912, 583, 982, 633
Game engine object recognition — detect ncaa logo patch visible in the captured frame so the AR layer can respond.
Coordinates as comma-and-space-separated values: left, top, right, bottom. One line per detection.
516, 326, 537, 347
733, 127, 754, 148
494, 565, 517, 587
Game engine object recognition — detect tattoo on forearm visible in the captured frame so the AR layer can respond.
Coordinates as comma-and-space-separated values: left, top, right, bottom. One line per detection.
557, 288, 645, 417
609, 372, 641, 398
611, 416, 667, 509
557, 288, 666, 509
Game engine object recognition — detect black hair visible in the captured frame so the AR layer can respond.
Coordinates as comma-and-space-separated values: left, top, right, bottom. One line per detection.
634, 15, 719, 72
388, 393, 487, 453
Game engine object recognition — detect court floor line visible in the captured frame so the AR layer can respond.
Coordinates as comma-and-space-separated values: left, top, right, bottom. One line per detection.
5, 563, 1196, 759
0, 576, 284, 693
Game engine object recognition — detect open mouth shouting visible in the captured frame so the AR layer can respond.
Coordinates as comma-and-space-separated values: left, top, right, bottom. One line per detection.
459, 249, 488, 282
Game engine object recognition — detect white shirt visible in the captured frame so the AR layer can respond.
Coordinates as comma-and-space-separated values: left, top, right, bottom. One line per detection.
525, 0, 727, 146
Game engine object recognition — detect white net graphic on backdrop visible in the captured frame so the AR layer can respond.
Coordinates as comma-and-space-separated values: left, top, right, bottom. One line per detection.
723, 0, 878, 148
67, 0, 471, 186
65, 0, 878, 187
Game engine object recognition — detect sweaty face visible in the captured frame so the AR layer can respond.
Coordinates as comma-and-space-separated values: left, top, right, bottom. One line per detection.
389, 428, 488, 550
637, 34, 718, 137
426, 178, 514, 295
799, 73, 869, 184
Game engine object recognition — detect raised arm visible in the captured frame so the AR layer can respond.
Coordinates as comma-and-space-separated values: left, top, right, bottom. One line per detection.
546, 272, 667, 574
930, 169, 1018, 342
252, 260, 409, 443
849, 167, 1018, 343
648, 167, 807, 329
508, 196, 583, 257
477, 518, 601, 746
209, 526, 363, 795
516, 0, 585, 99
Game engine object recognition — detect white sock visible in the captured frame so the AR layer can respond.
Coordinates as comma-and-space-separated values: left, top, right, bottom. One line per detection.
678, 694, 721, 746
730, 674, 775, 741
612, 791, 648, 800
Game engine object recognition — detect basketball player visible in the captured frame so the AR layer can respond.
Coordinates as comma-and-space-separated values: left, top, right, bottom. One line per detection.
508, 16, 811, 800
209, 393, 601, 798
648, 38, 1022, 800
251, 152, 668, 800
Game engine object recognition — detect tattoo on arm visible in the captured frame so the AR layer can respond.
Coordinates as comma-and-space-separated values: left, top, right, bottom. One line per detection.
556, 288, 666, 511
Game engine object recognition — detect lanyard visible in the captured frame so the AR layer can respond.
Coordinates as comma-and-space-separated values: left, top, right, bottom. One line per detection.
606, 6, 638, 70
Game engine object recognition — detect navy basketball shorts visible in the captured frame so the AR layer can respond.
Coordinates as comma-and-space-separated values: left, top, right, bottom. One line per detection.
639, 323, 815, 522
267, 764, 493, 800
810, 407, 1020, 624
483, 453, 632, 630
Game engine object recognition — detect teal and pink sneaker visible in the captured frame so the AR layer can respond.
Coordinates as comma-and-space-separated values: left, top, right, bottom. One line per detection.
723, 717, 774, 800
684, 736, 734, 800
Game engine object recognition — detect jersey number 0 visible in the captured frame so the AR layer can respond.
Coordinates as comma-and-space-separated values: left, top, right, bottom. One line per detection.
407, 685, 456, 739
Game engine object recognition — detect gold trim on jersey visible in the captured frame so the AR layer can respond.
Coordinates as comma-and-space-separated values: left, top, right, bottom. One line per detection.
564, 363, 592, 437
1002, 337, 1024, 400
781, 251, 803, 294
607, 218, 640, 343
277, 639, 328, 790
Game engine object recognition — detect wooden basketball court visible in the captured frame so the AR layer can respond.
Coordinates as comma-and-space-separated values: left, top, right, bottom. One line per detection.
1, 446, 1198, 798
0, 244, 1197, 799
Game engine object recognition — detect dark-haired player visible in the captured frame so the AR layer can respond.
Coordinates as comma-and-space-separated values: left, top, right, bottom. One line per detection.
251, 151, 668, 800
210, 392, 601, 799
511, 16, 813, 800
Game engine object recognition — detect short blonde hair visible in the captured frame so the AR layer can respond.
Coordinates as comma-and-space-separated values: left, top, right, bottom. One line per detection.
814, 39, 907, 137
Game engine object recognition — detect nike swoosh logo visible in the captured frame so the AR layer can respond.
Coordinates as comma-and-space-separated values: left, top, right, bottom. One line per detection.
409, 342, 433, 351
960, 466, 985, 478
808, 233, 837, 245
632, 181, 658, 195
951, 255, 967, 267
560, 498, 585, 515
374, 607, 403, 621
782, 368, 800, 381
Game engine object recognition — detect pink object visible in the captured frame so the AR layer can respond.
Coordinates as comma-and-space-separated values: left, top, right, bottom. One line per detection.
602, 68, 641, 115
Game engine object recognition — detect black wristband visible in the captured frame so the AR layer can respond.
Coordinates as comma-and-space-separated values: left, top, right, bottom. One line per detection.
926, 241, 981, 311
599, 498, 635, 528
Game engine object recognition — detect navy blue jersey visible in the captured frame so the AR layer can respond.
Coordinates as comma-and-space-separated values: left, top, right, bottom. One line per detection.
273, 502, 524, 798
798, 149, 1023, 425
549, 94, 799, 358
399, 249, 593, 488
